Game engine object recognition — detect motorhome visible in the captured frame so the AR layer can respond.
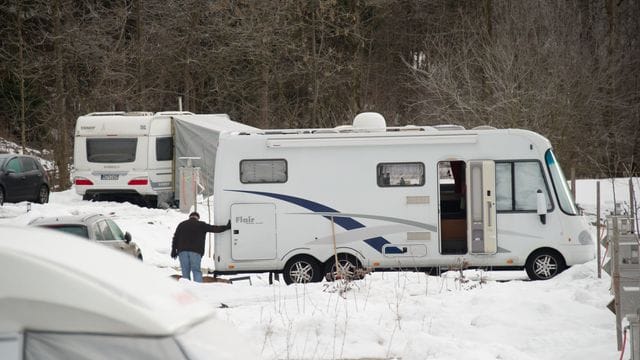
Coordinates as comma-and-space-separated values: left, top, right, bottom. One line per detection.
212, 112, 595, 284
73, 111, 256, 207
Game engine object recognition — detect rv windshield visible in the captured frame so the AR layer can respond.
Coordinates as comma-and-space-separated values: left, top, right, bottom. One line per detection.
545, 149, 578, 215
87, 138, 137, 163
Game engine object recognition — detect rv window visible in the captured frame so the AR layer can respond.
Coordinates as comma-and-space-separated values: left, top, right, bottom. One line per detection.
495, 161, 553, 212
156, 137, 173, 161
377, 162, 425, 187
86, 138, 137, 163
240, 159, 287, 184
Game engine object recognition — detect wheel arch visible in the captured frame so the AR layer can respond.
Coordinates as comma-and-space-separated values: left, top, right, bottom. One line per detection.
321, 248, 366, 268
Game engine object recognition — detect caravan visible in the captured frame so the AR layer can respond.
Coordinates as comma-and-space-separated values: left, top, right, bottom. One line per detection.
212, 113, 595, 283
73, 112, 256, 207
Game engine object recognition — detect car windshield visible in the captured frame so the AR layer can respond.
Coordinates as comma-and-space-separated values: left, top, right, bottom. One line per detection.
43, 225, 89, 238
545, 149, 578, 215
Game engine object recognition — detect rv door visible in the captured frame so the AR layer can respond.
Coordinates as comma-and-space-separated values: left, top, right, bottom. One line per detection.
468, 160, 497, 254
230, 203, 277, 260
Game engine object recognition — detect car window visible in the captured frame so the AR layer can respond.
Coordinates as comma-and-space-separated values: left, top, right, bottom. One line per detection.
5, 158, 22, 173
96, 220, 115, 240
92, 222, 104, 240
106, 219, 125, 241
20, 157, 38, 172
43, 225, 89, 238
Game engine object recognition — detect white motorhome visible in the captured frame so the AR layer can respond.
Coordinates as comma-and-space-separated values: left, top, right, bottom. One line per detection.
212, 113, 595, 283
73, 112, 256, 207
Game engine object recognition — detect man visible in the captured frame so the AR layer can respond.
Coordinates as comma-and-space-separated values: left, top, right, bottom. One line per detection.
171, 212, 231, 282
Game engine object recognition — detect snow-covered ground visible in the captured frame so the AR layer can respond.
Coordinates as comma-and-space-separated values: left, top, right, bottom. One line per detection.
0, 178, 636, 359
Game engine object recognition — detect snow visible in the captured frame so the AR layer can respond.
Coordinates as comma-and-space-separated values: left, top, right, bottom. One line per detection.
1, 178, 635, 359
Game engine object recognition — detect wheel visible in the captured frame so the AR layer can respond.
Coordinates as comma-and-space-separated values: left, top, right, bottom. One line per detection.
0, 186, 4, 206
525, 249, 566, 280
35, 185, 49, 204
324, 254, 361, 282
282, 256, 322, 285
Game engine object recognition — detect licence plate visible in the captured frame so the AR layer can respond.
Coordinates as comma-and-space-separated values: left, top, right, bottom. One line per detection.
101, 174, 119, 181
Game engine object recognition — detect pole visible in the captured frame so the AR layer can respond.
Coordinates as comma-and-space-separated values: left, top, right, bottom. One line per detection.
612, 217, 622, 350
597, 181, 602, 279
331, 216, 340, 280
630, 178, 635, 234
207, 195, 212, 258
178, 96, 183, 112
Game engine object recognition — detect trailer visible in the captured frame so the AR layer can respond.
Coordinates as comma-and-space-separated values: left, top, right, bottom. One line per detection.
211, 112, 595, 284
72, 111, 257, 207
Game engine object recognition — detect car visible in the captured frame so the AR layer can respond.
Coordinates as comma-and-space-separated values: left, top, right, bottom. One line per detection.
28, 213, 143, 260
0, 226, 261, 360
0, 154, 50, 206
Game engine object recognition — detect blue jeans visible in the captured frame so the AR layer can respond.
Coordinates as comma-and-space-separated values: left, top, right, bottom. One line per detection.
178, 251, 203, 282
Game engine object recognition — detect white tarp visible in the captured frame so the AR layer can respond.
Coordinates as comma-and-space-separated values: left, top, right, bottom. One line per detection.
172, 114, 258, 200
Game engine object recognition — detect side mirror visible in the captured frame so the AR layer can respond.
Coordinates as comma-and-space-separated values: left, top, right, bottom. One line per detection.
124, 231, 132, 243
536, 190, 547, 225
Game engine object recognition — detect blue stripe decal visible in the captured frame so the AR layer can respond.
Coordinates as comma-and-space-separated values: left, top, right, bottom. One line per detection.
227, 190, 398, 253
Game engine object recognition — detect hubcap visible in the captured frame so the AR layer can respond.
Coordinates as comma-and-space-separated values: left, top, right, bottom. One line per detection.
40, 187, 48, 203
533, 255, 558, 279
289, 261, 314, 283
332, 259, 356, 280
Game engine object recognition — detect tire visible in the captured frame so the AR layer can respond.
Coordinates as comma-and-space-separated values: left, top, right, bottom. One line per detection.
525, 249, 566, 281
35, 185, 49, 204
324, 254, 361, 282
282, 255, 322, 285
137, 252, 144, 261
0, 186, 4, 206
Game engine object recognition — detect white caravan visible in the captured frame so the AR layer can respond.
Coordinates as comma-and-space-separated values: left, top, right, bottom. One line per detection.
212, 112, 595, 283
73, 111, 256, 207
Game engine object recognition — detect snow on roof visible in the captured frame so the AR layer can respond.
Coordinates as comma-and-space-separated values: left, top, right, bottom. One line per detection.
0, 226, 213, 335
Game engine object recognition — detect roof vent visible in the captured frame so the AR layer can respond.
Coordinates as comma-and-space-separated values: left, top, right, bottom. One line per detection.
433, 124, 465, 131
472, 125, 497, 130
353, 112, 386, 132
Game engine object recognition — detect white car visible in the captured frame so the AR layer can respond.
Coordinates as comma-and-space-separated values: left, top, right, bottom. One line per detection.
0, 226, 261, 360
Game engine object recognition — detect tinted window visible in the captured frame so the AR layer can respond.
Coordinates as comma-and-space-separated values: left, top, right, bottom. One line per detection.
92, 223, 104, 240
106, 219, 125, 240
97, 220, 115, 240
43, 225, 89, 238
156, 137, 173, 161
6, 158, 22, 173
495, 161, 552, 212
21, 157, 38, 171
240, 159, 287, 184
87, 138, 137, 163
377, 162, 425, 187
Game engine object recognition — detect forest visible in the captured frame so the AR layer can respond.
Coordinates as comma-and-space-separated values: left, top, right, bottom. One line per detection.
1, 0, 638, 188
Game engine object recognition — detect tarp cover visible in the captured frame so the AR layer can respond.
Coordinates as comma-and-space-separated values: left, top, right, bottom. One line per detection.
172, 114, 258, 200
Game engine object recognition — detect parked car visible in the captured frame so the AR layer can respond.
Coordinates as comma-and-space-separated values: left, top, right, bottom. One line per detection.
0, 226, 261, 360
0, 154, 50, 206
28, 213, 143, 260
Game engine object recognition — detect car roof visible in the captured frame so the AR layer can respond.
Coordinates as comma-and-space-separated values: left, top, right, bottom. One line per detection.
0, 226, 213, 335
28, 213, 106, 226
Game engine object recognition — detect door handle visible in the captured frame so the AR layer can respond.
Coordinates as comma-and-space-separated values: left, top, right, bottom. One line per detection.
487, 201, 492, 227
233, 229, 239, 234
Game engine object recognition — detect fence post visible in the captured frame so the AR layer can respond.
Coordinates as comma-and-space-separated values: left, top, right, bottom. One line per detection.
597, 181, 601, 279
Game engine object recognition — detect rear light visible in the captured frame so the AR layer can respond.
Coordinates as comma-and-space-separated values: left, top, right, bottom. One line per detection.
74, 178, 93, 186
128, 178, 148, 186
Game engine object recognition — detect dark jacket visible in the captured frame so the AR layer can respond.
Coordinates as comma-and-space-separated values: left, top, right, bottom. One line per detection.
172, 218, 229, 256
